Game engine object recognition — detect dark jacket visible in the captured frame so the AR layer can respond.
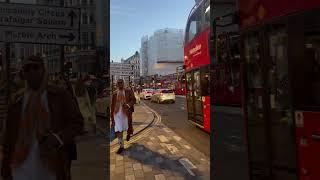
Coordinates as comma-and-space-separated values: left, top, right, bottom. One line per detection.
1, 85, 84, 180
111, 88, 136, 134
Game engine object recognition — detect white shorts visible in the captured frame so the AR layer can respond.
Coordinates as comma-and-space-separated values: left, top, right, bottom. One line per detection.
114, 106, 128, 132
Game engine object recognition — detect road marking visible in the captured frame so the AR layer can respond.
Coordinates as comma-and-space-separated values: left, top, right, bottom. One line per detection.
179, 158, 196, 176
158, 135, 169, 143
164, 144, 179, 154
173, 136, 182, 141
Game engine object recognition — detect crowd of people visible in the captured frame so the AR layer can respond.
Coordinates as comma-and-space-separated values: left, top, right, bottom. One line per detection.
0, 54, 140, 179
0, 56, 107, 180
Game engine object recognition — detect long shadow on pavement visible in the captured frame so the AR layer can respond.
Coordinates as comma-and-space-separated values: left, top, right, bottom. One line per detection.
120, 143, 204, 179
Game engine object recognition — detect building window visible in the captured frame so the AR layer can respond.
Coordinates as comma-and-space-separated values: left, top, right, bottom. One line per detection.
90, 14, 95, 24
82, 32, 89, 49
90, 0, 93, 5
81, 0, 86, 5
91, 32, 95, 47
82, 13, 88, 24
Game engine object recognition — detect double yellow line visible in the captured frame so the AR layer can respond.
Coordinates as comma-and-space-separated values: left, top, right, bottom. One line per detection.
110, 102, 162, 152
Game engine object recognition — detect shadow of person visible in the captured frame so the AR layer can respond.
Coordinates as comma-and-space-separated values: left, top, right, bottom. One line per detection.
120, 143, 203, 179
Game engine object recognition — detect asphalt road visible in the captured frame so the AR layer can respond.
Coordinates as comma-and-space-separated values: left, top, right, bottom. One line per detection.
142, 96, 210, 157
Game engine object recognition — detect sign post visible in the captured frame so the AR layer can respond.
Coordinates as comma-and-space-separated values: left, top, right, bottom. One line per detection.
0, 1, 81, 138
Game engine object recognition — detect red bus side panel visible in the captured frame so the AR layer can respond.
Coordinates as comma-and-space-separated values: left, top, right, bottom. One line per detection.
184, 28, 210, 71
239, 0, 299, 28
295, 111, 320, 180
240, 0, 320, 29
203, 96, 210, 133
299, 0, 320, 11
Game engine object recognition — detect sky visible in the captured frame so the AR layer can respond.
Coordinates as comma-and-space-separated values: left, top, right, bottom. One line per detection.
111, 0, 194, 62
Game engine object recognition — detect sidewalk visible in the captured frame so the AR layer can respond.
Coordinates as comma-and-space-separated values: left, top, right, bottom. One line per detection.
71, 132, 107, 180
0, 132, 107, 180
110, 104, 210, 180
96, 102, 155, 146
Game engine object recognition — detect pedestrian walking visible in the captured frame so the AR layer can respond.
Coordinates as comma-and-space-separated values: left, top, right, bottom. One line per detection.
55, 74, 82, 180
134, 91, 141, 104
1, 55, 83, 180
111, 79, 136, 154
74, 78, 95, 134
84, 76, 97, 134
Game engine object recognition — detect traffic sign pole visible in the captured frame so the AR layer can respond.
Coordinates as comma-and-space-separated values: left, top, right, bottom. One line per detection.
59, 0, 65, 76
5, 0, 10, 103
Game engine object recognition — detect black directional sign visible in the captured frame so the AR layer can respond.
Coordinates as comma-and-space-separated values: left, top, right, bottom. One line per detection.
0, 3, 80, 29
0, 2, 80, 45
0, 27, 79, 45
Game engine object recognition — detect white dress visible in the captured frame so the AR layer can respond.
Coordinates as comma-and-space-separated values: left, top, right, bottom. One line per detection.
113, 91, 128, 132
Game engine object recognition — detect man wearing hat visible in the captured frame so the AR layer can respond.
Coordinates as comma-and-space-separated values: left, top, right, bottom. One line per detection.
1, 56, 83, 180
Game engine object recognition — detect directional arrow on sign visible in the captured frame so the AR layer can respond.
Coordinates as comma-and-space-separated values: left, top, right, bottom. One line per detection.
59, 33, 76, 41
68, 10, 77, 27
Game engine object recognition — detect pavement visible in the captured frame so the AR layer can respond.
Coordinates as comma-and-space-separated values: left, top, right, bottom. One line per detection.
110, 102, 210, 180
143, 97, 210, 157
71, 132, 107, 180
0, 132, 107, 180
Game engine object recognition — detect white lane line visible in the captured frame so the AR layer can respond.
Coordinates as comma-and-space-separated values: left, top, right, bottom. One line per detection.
179, 158, 196, 176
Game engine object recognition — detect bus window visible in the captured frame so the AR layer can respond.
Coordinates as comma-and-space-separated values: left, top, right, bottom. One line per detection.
185, 3, 203, 43
194, 71, 201, 97
204, 0, 210, 28
201, 67, 210, 96
245, 35, 263, 89
268, 28, 289, 109
303, 19, 320, 107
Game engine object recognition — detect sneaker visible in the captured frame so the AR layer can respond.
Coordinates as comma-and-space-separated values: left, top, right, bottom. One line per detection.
116, 147, 124, 154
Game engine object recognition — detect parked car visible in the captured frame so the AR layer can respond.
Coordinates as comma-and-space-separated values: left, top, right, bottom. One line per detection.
151, 89, 175, 103
141, 89, 154, 100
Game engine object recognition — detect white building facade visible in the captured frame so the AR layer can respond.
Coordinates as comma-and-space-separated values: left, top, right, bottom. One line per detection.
140, 35, 149, 77
110, 62, 133, 86
143, 28, 184, 76
122, 51, 140, 80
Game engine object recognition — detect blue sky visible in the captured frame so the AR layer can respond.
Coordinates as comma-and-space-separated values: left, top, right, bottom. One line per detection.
111, 0, 194, 62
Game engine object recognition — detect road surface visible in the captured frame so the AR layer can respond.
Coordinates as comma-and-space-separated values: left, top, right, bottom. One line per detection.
142, 96, 210, 157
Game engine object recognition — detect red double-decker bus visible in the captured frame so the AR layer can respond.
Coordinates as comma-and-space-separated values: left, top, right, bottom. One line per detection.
174, 66, 186, 95
184, 0, 210, 132
239, 0, 320, 179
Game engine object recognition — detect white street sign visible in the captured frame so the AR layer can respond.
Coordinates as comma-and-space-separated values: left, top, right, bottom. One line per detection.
0, 27, 79, 45
0, 3, 80, 30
